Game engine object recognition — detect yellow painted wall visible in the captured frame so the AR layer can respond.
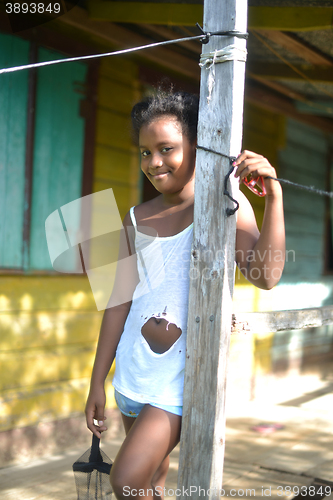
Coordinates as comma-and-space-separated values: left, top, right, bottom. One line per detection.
0, 56, 141, 433
93, 57, 141, 214
0, 276, 102, 431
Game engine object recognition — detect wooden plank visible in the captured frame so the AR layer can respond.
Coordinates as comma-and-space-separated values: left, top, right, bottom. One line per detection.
285, 118, 328, 153
282, 258, 322, 279
0, 33, 29, 269
0, 344, 96, 391
139, 23, 202, 54
0, 311, 102, 350
0, 276, 97, 312
22, 42, 38, 271
244, 108, 281, 137
295, 100, 333, 118
232, 305, 333, 335
81, 61, 99, 201
177, 0, 246, 496
282, 195, 324, 218
280, 157, 326, 182
94, 146, 136, 184
280, 148, 327, 174
243, 103, 285, 167
93, 58, 141, 225
254, 30, 333, 67
99, 57, 139, 83
247, 62, 333, 83
248, 7, 333, 32
242, 103, 283, 230
95, 109, 133, 150
245, 83, 333, 135
249, 75, 309, 103
244, 131, 279, 158
98, 77, 139, 114
0, 377, 115, 432
29, 47, 87, 271
88, 1, 203, 25
306, 461, 333, 482
286, 236, 324, 258
278, 118, 327, 281
87, 2, 333, 31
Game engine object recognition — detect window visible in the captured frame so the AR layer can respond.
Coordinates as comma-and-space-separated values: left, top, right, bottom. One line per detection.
0, 33, 91, 272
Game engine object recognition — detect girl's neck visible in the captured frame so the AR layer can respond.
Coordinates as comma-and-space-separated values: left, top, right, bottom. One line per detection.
159, 179, 195, 209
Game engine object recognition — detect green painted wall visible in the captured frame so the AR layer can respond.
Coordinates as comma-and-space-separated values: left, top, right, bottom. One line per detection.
29, 48, 87, 271
0, 34, 29, 268
280, 119, 328, 280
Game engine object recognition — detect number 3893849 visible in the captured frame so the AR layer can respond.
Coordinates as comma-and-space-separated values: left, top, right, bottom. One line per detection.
5, 3, 61, 14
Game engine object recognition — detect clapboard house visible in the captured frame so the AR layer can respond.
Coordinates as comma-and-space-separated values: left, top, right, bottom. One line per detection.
0, 0, 333, 464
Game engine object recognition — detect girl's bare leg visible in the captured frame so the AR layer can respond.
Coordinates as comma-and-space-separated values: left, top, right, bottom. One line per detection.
110, 405, 181, 500
121, 413, 170, 495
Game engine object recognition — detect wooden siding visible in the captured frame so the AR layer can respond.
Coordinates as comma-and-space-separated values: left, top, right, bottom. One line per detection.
90, 57, 141, 275
29, 48, 87, 271
2, 39, 332, 441
231, 104, 285, 401
228, 112, 332, 402
0, 56, 141, 433
93, 57, 141, 215
0, 276, 104, 431
280, 119, 328, 280
0, 34, 29, 268
242, 119, 333, 401
234, 102, 285, 287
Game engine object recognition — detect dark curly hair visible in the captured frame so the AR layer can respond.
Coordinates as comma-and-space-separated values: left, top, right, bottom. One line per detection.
131, 90, 199, 145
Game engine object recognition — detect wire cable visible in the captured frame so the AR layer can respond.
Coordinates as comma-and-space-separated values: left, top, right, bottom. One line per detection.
0, 27, 248, 75
196, 145, 333, 212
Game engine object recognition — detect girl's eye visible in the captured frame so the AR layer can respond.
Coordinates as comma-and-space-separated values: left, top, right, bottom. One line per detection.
141, 150, 150, 158
161, 147, 172, 153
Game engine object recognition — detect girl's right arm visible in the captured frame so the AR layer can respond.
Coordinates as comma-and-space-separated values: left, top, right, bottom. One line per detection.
85, 211, 139, 437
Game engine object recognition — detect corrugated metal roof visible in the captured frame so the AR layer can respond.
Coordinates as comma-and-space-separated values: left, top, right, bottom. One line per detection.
297, 31, 333, 59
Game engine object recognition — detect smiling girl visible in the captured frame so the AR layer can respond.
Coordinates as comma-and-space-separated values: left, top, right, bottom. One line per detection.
85, 91, 285, 500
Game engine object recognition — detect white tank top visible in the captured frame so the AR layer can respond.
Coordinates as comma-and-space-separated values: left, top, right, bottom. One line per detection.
112, 206, 193, 406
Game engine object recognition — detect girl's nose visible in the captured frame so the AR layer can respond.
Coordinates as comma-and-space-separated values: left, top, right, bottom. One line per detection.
150, 153, 163, 168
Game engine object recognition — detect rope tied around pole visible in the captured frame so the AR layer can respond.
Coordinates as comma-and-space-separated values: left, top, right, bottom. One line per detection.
199, 45, 248, 103
199, 46, 247, 68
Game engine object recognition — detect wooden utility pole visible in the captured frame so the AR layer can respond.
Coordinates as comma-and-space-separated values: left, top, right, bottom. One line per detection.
177, 1, 248, 498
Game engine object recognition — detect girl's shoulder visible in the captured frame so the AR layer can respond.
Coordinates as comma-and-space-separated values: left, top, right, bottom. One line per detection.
130, 197, 194, 238
130, 196, 164, 225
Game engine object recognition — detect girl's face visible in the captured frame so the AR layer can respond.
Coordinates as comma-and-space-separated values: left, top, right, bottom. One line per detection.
139, 116, 196, 196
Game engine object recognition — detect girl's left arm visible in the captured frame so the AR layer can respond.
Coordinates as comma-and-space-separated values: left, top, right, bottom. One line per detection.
234, 150, 285, 290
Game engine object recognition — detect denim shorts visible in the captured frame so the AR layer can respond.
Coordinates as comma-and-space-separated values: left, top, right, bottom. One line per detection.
114, 389, 182, 418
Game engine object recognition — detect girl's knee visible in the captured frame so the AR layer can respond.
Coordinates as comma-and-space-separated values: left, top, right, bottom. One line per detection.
110, 464, 148, 499
110, 467, 130, 499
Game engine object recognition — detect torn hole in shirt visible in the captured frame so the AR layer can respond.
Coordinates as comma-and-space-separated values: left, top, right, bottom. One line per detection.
141, 307, 182, 354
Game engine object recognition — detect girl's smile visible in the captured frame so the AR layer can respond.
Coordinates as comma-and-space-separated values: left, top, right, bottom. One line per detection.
139, 116, 196, 201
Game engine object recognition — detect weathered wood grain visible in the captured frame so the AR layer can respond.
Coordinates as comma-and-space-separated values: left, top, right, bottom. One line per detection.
232, 305, 333, 335
177, 1, 247, 498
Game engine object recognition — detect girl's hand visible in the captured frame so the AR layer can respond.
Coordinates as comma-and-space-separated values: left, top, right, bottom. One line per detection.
85, 385, 108, 438
233, 150, 282, 197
